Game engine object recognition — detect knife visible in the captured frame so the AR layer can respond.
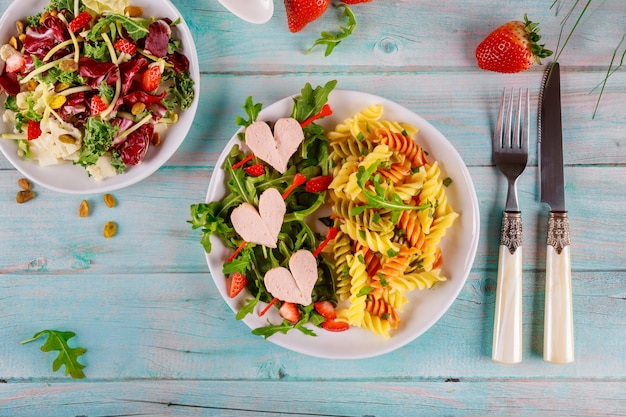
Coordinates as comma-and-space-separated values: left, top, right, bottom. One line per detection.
539, 62, 574, 364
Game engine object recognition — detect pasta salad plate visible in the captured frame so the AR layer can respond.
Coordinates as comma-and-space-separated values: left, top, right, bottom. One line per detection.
0, 0, 199, 194
201, 87, 479, 359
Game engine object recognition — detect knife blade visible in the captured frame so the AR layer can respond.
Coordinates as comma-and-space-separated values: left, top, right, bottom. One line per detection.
539, 62, 574, 364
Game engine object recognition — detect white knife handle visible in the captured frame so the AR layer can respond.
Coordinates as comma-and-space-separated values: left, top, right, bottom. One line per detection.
492, 212, 523, 364
544, 211, 574, 364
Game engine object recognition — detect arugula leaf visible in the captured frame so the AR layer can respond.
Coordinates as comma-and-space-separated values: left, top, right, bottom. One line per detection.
291, 80, 337, 123
306, 4, 357, 57
236, 294, 260, 320
351, 163, 431, 223
76, 117, 117, 168
252, 317, 317, 339
87, 14, 150, 42
189, 201, 235, 253
235, 96, 263, 128
20, 330, 86, 379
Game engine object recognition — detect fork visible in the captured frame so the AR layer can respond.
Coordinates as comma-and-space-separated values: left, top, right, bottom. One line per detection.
492, 88, 529, 365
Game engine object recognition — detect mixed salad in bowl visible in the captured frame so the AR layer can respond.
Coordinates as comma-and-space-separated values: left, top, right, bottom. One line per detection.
0, 0, 195, 182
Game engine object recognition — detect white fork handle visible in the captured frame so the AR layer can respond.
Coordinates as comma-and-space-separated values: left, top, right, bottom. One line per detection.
544, 212, 574, 364
493, 245, 523, 364
492, 213, 523, 364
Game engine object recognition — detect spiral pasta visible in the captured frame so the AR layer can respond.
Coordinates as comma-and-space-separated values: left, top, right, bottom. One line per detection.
327, 105, 458, 337
345, 251, 369, 326
331, 230, 354, 301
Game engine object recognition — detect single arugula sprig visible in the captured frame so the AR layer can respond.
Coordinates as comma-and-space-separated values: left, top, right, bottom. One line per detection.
20, 330, 87, 379
306, 4, 357, 57
252, 304, 318, 339
351, 160, 431, 224
236, 96, 263, 129
291, 80, 338, 124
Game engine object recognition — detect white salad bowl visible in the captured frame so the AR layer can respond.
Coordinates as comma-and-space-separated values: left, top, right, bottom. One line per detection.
0, 0, 199, 194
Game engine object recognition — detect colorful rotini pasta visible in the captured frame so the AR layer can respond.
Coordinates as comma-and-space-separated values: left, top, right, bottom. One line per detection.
327, 105, 458, 337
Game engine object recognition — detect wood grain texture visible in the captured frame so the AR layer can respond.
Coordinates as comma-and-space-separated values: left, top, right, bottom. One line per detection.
1, 381, 625, 416
0, 0, 624, 415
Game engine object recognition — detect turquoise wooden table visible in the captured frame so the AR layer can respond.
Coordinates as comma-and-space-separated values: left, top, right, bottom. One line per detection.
1, 0, 624, 415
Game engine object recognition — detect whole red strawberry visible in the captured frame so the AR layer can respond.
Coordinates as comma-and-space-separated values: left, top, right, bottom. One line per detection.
284, 0, 331, 33
475, 14, 552, 73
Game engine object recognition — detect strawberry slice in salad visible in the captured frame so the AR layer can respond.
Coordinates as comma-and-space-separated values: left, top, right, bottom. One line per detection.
0, 0, 195, 180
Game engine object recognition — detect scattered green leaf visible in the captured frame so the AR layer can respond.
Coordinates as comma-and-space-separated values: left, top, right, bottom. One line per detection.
306, 4, 357, 57
20, 330, 86, 379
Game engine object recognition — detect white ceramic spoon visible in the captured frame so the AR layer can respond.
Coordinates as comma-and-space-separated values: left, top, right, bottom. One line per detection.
217, 0, 274, 24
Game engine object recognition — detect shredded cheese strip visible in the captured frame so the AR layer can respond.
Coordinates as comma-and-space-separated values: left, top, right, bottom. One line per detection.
117, 114, 153, 141
99, 33, 122, 119
58, 86, 92, 96
53, 13, 82, 64
1, 133, 28, 140
20, 55, 74, 84
42, 39, 80, 62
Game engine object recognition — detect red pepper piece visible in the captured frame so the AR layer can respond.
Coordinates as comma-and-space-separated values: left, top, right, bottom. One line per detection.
300, 104, 332, 128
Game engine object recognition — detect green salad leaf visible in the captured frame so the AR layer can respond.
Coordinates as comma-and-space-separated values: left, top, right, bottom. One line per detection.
306, 4, 357, 57
189, 81, 340, 337
351, 161, 432, 224
20, 330, 87, 379
76, 117, 117, 168
87, 14, 150, 42
291, 80, 337, 123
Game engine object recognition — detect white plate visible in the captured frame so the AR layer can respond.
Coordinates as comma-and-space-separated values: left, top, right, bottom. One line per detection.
205, 90, 480, 359
0, 0, 199, 194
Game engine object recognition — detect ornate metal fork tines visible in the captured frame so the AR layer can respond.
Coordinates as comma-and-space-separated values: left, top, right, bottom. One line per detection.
492, 88, 529, 365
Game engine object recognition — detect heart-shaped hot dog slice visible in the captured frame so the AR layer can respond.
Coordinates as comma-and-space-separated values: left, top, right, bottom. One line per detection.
264, 249, 318, 305
230, 188, 285, 248
245, 118, 304, 174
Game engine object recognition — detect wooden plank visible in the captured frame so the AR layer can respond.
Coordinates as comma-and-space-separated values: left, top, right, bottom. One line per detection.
1, 70, 625, 170
1, 270, 623, 380
1, 380, 624, 416
2, 166, 626, 274
183, 0, 626, 70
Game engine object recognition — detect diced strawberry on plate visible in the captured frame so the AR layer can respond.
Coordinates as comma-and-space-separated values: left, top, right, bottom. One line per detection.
279, 302, 300, 323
